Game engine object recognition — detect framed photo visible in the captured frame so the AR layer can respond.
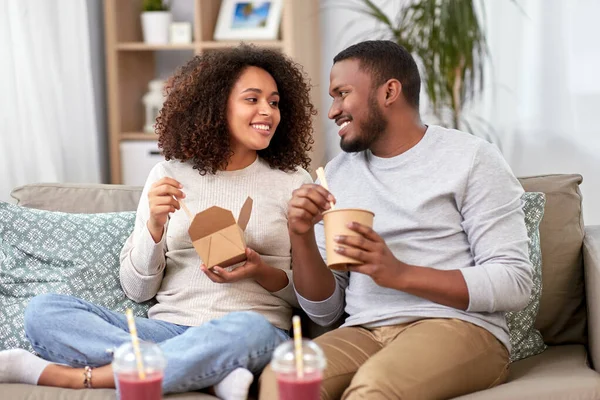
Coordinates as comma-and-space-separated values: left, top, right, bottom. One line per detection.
214, 0, 283, 41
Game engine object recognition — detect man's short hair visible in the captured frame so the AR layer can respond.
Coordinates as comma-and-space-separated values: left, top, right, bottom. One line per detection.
333, 40, 421, 109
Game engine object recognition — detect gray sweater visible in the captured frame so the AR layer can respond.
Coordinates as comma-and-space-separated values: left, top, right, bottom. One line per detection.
298, 125, 533, 350
120, 157, 312, 331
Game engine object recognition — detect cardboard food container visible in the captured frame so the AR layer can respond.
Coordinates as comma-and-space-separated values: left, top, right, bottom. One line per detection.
188, 197, 253, 269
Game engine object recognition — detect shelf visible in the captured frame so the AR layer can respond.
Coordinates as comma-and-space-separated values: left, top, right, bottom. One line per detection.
122, 132, 159, 140
116, 43, 198, 51
199, 40, 284, 50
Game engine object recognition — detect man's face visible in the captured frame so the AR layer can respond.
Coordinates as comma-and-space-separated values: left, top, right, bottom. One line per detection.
328, 59, 387, 153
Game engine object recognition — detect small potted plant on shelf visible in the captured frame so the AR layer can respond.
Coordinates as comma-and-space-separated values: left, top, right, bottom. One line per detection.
141, 0, 172, 45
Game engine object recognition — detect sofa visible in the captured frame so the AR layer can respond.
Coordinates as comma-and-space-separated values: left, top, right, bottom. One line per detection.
1, 174, 600, 400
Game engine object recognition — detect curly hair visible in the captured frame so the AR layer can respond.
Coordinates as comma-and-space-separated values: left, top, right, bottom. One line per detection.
155, 44, 316, 175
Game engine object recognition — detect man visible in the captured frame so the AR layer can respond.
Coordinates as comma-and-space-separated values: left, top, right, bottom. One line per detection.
260, 40, 533, 399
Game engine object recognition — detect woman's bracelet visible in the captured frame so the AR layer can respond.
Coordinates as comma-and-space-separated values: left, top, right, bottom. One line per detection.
83, 366, 93, 388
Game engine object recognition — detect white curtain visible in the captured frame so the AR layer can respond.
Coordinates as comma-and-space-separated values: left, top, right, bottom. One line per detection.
473, 0, 600, 225
0, 0, 101, 203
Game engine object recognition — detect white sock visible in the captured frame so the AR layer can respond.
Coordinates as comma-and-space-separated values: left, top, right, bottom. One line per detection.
213, 367, 254, 400
0, 349, 52, 385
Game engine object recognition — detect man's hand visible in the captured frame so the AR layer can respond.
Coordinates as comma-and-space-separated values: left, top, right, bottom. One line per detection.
336, 221, 470, 310
287, 183, 338, 301
201, 248, 266, 284
288, 184, 336, 235
334, 221, 410, 288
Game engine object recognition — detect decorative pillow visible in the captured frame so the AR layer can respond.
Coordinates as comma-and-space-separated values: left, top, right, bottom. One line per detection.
0, 202, 153, 352
506, 192, 547, 362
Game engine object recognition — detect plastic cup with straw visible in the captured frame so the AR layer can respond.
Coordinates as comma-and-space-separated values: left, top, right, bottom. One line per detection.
271, 316, 327, 400
112, 310, 166, 400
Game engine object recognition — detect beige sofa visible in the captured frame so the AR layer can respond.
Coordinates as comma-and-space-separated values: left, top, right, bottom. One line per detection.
2, 174, 600, 400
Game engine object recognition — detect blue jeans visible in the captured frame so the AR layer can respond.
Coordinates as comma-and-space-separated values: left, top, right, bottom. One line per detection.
23, 293, 289, 394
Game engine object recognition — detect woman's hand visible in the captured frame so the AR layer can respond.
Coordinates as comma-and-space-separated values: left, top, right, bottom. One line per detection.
202, 248, 290, 292
201, 248, 267, 283
147, 177, 185, 243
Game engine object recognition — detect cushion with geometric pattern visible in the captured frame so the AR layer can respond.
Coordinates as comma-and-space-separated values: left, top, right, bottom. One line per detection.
0, 202, 153, 352
506, 192, 547, 362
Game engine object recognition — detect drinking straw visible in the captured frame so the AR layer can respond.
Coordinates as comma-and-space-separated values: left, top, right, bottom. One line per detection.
316, 167, 335, 210
125, 309, 146, 380
292, 315, 304, 379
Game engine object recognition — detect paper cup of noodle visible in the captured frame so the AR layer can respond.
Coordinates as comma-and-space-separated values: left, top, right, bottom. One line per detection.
322, 208, 374, 271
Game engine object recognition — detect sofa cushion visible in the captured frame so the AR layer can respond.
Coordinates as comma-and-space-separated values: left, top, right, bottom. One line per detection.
10, 183, 143, 213
0, 202, 152, 352
584, 226, 600, 374
453, 345, 600, 400
506, 192, 546, 362
518, 174, 586, 346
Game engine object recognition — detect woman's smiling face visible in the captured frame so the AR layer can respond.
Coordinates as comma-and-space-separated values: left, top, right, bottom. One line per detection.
226, 66, 281, 155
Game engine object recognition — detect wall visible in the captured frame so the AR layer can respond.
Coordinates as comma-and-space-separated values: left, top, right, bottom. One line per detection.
155, 0, 195, 79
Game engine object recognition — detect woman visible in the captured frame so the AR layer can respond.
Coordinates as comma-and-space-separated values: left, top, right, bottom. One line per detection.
0, 44, 315, 400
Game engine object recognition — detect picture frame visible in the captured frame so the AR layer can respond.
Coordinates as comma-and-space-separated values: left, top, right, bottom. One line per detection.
214, 0, 283, 41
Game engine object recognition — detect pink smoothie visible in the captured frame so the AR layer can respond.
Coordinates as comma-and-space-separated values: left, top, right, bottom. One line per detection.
277, 371, 322, 400
117, 371, 163, 400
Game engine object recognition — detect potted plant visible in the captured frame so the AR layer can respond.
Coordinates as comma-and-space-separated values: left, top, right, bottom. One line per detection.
348, 0, 514, 136
141, 0, 172, 45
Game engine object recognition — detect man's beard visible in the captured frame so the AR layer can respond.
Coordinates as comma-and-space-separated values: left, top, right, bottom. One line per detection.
340, 93, 387, 153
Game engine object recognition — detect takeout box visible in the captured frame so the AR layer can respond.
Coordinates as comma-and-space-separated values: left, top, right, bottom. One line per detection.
188, 197, 253, 269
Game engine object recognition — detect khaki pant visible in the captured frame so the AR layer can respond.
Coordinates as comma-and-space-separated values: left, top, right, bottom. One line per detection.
259, 318, 509, 400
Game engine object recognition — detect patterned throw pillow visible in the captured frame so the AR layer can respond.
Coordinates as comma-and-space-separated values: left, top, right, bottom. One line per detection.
506, 192, 547, 362
0, 202, 153, 352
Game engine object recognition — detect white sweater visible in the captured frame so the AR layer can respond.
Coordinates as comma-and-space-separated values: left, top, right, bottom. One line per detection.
299, 125, 533, 350
120, 157, 312, 331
